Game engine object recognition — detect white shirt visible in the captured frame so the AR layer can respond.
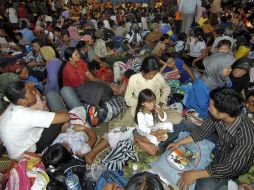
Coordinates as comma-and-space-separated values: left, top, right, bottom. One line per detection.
7, 8, 18, 24
137, 111, 167, 135
125, 31, 142, 44
0, 104, 55, 160
189, 37, 206, 57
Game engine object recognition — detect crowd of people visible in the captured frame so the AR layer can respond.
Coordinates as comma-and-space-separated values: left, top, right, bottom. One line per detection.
0, 0, 254, 189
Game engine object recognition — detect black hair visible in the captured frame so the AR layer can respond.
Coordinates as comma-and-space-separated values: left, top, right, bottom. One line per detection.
54, 27, 61, 33
221, 16, 227, 23
15, 32, 23, 38
5, 81, 26, 105
61, 29, 70, 37
64, 47, 76, 61
193, 27, 205, 42
246, 91, 254, 101
210, 87, 244, 117
217, 39, 231, 49
20, 20, 27, 29
124, 171, 164, 190
159, 34, 169, 42
232, 56, 251, 73
31, 38, 41, 45
205, 32, 215, 47
177, 32, 187, 41
97, 20, 105, 29
76, 40, 86, 50
105, 40, 114, 50
162, 15, 169, 24
140, 55, 160, 74
134, 89, 156, 124
161, 52, 173, 62
41, 143, 72, 168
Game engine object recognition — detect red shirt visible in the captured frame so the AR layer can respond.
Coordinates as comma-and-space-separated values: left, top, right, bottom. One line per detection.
63, 60, 88, 87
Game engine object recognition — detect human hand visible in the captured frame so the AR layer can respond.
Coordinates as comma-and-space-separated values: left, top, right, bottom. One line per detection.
154, 104, 164, 116
240, 184, 254, 190
155, 129, 168, 135
27, 61, 36, 67
177, 170, 198, 190
61, 122, 69, 133
167, 141, 181, 151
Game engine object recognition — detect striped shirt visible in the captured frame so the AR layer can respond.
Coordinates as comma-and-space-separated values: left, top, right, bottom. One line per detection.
191, 113, 254, 179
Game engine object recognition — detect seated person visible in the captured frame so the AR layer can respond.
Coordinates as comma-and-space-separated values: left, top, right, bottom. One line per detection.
184, 52, 235, 118
167, 88, 254, 190
134, 89, 173, 156
125, 56, 170, 117
230, 56, 251, 96
152, 34, 170, 58
0, 81, 69, 160
14, 32, 30, 48
21, 38, 47, 82
245, 92, 254, 120
160, 52, 195, 82
19, 65, 43, 92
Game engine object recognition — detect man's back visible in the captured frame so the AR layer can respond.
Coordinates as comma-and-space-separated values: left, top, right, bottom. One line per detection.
179, 0, 201, 14
0, 104, 55, 159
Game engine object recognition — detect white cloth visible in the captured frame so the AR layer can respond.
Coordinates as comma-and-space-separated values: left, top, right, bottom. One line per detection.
7, 8, 18, 24
125, 31, 142, 44
107, 127, 135, 149
0, 104, 55, 160
136, 111, 173, 145
189, 37, 206, 57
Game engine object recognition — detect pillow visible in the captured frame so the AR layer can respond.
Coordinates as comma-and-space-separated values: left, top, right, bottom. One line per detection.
75, 81, 113, 106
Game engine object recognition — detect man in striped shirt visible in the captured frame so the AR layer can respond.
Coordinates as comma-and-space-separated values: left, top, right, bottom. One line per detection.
168, 87, 254, 190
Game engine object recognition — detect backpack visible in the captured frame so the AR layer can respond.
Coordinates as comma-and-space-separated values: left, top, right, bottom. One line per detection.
46, 156, 96, 190
98, 95, 124, 123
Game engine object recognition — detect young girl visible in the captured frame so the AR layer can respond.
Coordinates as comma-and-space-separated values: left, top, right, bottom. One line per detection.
134, 89, 173, 155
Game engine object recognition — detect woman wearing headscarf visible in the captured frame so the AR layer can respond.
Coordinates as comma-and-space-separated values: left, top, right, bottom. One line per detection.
230, 56, 252, 96
40, 46, 62, 93
184, 52, 235, 118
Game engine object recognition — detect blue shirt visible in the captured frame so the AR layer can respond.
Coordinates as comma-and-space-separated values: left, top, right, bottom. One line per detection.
20, 28, 34, 43
185, 78, 210, 119
163, 58, 190, 83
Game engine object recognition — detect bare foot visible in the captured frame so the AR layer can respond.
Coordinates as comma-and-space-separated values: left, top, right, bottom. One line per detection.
84, 152, 95, 165
136, 138, 158, 156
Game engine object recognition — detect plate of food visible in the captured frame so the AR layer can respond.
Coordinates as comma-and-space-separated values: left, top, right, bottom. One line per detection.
166, 143, 201, 171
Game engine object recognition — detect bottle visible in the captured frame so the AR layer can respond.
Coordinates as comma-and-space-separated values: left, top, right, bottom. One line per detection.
65, 171, 81, 190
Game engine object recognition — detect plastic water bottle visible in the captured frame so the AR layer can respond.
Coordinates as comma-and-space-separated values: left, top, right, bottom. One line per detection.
65, 171, 81, 190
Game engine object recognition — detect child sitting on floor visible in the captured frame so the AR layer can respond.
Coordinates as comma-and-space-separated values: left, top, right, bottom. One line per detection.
134, 89, 173, 155
19, 65, 44, 92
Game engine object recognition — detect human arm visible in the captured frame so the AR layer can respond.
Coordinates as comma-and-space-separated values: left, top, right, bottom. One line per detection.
51, 111, 70, 124
183, 63, 196, 81
192, 48, 207, 67
154, 104, 167, 121
206, 134, 254, 179
72, 124, 97, 148
124, 75, 138, 107
158, 74, 171, 106
159, 60, 167, 73
177, 170, 209, 190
